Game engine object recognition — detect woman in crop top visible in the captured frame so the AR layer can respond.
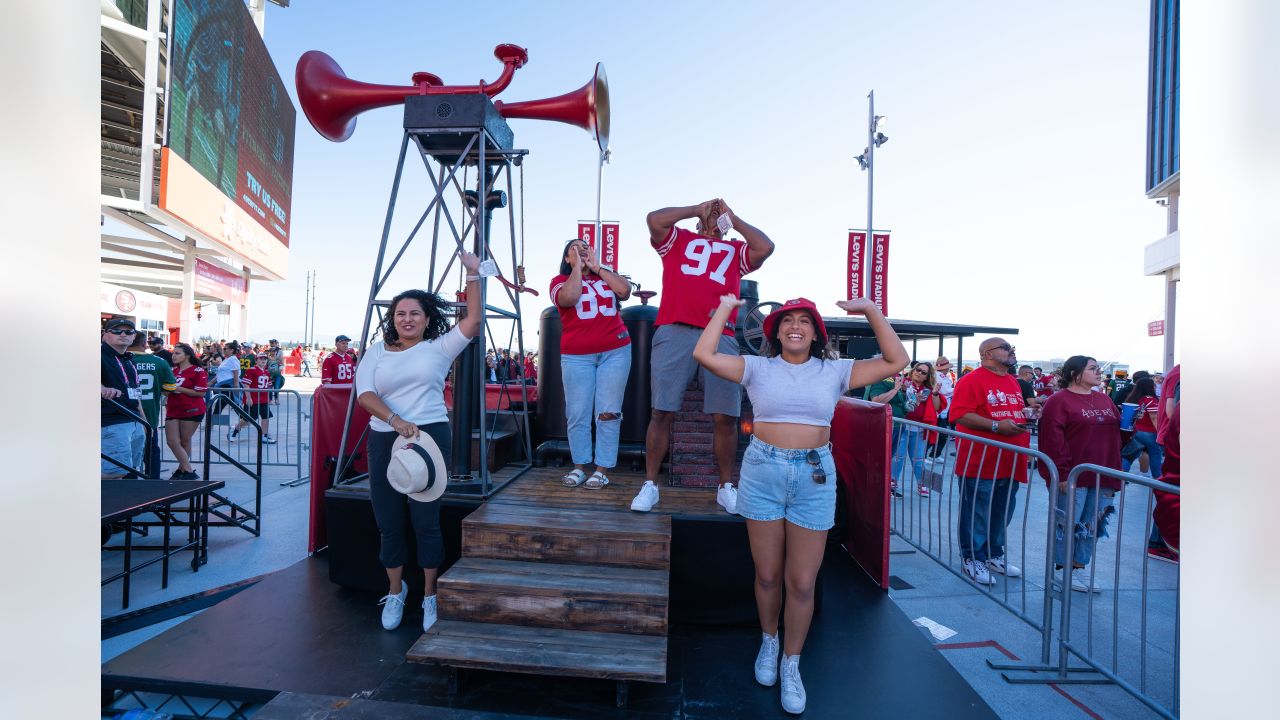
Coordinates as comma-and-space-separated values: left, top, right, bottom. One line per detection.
355, 252, 482, 634
692, 294, 908, 715
550, 239, 632, 489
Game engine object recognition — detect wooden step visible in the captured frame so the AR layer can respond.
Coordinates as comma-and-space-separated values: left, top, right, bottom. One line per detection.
437, 557, 668, 636
463, 503, 671, 570
408, 620, 667, 683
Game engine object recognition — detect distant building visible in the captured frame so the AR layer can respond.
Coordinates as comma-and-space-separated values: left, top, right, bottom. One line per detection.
1143, 0, 1179, 372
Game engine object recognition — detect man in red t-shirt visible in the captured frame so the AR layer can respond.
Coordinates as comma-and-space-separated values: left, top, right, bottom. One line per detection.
631, 199, 775, 515
948, 337, 1031, 585
322, 335, 357, 385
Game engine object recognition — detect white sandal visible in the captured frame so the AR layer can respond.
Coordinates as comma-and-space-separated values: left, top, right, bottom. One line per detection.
584, 471, 610, 489
562, 468, 587, 487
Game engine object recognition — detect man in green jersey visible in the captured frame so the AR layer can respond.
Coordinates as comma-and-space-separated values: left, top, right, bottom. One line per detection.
128, 333, 177, 478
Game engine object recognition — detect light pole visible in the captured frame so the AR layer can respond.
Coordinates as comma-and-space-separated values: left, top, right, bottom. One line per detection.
854, 90, 888, 300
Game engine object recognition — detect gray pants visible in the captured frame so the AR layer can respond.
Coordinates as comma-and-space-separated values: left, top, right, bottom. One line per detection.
649, 324, 742, 417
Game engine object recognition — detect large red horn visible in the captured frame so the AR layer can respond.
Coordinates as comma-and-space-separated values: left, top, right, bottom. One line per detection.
494, 63, 610, 151
295, 45, 530, 142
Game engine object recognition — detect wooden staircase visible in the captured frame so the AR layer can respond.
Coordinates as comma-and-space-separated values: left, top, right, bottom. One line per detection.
407, 503, 672, 705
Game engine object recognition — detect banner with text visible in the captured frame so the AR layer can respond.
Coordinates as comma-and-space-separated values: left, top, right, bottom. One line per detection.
847, 230, 867, 311
194, 258, 248, 305
870, 232, 890, 316
577, 222, 596, 259
1148, 320, 1165, 337
600, 222, 620, 270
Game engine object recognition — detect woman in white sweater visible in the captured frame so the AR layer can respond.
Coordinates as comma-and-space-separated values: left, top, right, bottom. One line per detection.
355, 252, 482, 632
693, 294, 907, 715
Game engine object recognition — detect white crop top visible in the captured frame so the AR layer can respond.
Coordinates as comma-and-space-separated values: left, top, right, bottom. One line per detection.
740, 355, 856, 427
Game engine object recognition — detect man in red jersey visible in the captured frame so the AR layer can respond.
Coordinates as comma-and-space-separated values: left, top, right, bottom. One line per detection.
949, 337, 1031, 586
631, 198, 775, 515
322, 334, 357, 385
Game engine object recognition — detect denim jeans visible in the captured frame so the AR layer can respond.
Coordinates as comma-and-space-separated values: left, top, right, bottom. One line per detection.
892, 426, 928, 486
958, 477, 1020, 561
1054, 486, 1115, 568
1123, 430, 1163, 478
561, 345, 631, 468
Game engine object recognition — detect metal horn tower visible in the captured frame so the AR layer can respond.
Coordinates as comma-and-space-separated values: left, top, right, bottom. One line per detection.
296, 44, 610, 497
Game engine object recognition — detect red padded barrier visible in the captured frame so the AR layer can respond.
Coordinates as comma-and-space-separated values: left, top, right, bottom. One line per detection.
308, 384, 372, 552
831, 397, 892, 590
443, 382, 538, 411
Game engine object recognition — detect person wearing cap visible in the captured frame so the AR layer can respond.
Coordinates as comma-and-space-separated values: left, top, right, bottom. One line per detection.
322, 334, 357, 385
101, 318, 146, 479
693, 293, 908, 715
355, 251, 483, 633
928, 356, 956, 459
632, 198, 776, 516
147, 335, 173, 365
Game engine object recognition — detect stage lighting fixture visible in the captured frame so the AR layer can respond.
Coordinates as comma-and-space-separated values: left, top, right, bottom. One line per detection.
874, 132, 889, 147
855, 153, 869, 170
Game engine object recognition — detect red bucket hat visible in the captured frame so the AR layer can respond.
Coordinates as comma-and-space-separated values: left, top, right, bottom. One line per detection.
762, 298, 828, 348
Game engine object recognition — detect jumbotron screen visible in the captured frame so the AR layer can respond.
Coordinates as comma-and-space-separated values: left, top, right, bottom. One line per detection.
166, 0, 295, 247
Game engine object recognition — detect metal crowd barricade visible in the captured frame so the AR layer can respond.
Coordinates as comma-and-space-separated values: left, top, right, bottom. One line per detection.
887, 417, 1061, 666
159, 388, 310, 486
1003, 463, 1180, 719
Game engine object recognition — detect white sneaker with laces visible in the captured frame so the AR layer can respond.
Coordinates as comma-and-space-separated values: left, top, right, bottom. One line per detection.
716, 484, 739, 515
422, 594, 438, 631
263, 435, 277, 445
1070, 567, 1100, 593
378, 580, 408, 630
630, 480, 659, 512
987, 556, 1022, 577
963, 558, 995, 585
754, 632, 780, 686
780, 654, 806, 714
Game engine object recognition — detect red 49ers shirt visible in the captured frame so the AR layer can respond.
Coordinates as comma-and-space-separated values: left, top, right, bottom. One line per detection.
241, 366, 273, 406
550, 273, 631, 355
949, 367, 1031, 481
322, 351, 357, 384
652, 226, 754, 335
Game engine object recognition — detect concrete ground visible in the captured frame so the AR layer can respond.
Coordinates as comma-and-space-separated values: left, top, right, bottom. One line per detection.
102, 390, 1179, 718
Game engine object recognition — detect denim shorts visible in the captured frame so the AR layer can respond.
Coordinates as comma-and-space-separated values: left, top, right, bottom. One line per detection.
736, 437, 837, 531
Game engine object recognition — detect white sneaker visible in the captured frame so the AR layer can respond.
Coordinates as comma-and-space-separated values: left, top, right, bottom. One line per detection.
378, 580, 408, 630
987, 556, 1022, 578
963, 558, 995, 586
422, 594, 438, 631
716, 484, 739, 515
1070, 567, 1100, 593
754, 632, 780, 686
780, 654, 806, 714
263, 435, 277, 444
630, 480, 659, 512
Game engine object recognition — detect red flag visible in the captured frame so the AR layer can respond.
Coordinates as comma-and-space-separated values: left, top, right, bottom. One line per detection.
847, 230, 867, 313
870, 232, 890, 316
577, 222, 596, 258
601, 222, 620, 270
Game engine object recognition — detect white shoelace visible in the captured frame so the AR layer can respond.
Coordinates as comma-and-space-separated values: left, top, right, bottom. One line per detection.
378, 593, 404, 608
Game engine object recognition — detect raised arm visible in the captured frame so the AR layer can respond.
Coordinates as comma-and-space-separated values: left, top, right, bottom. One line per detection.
583, 252, 631, 301
647, 200, 715, 244
836, 297, 909, 387
556, 250, 584, 308
718, 200, 775, 269
692, 294, 746, 383
458, 251, 483, 339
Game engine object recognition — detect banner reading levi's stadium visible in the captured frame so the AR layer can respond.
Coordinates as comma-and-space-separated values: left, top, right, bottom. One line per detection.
161, 0, 296, 279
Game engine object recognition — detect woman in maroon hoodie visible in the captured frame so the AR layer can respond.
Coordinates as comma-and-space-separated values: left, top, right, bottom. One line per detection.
1036, 355, 1122, 593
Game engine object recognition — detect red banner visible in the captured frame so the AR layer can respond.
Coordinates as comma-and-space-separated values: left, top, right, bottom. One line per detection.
1148, 320, 1165, 337
870, 232, 890, 316
847, 231, 867, 312
600, 222, 620, 270
194, 258, 248, 305
577, 222, 596, 258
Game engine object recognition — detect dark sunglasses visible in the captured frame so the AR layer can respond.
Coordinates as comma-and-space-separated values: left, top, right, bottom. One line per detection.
806, 450, 827, 484
106, 328, 136, 335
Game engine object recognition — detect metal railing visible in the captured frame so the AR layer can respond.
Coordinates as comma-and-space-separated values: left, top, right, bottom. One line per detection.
888, 417, 1061, 666
101, 396, 157, 479
200, 400, 263, 537
159, 387, 310, 486
888, 418, 1180, 718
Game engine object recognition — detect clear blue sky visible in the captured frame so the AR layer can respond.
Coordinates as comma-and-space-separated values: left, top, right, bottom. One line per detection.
247, 1, 1169, 370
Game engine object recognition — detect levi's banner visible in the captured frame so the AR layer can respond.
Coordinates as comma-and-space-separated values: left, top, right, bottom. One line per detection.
1148, 320, 1165, 337
847, 231, 867, 312
600, 222, 620, 270
194, 258, 248, 305
577, 222, 596, 258
870, 232, 890, 316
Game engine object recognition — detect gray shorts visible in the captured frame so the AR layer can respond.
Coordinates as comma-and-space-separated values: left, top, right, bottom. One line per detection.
650, 324, 742, 417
